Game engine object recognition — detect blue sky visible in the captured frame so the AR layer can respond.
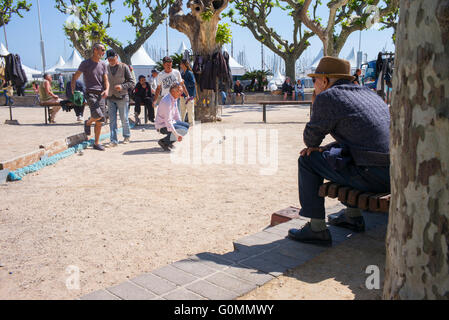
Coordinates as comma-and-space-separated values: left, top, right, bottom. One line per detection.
1, 1, 395, 71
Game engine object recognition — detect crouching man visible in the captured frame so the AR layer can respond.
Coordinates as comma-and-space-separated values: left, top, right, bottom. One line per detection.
288, 56, 391, 246
155, 82, 190, 151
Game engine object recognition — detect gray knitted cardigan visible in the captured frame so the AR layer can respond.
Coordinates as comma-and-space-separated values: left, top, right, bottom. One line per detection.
304, 79, 390, 167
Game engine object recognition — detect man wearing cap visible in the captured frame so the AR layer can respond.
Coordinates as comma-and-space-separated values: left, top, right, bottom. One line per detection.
72, 43, 109, 151
153, 56, 189, 107
105, 49, 135, 147
288, 56, 390, 246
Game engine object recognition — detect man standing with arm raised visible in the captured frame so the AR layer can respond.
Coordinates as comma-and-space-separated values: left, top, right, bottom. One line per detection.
71, 43, 109, 151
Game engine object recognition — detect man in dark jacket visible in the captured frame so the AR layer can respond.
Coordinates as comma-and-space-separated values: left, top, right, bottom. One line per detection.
232, 80, 245, 104
134, 75, 153, 124
288, 56, 390, 246
282, 77, 294, 100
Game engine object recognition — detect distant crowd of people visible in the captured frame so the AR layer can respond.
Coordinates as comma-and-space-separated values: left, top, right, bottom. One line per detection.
26, 45, 393, 248
36, 44, 195, 151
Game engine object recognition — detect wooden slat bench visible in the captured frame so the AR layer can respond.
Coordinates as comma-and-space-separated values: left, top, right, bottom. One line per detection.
254, 100, 313, 123
319, 181, 391, 213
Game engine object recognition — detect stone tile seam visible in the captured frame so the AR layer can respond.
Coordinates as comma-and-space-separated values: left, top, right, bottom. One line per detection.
124, 276, 177, 298
102, 288, 125, 300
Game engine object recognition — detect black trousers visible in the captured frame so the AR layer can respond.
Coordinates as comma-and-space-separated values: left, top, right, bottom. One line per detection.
159, 127, 171, 145
134, 96, 154, 121
74, 105, 85, 117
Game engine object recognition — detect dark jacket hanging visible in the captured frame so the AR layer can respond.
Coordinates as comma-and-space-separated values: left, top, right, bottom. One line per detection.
5, 54, 27, 88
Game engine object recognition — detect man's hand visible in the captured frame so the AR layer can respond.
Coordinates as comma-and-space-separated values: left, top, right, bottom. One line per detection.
114, 84, 122, 91
312, 90, 317, 104
300, 147, 323, 157
101, 90, 109, 99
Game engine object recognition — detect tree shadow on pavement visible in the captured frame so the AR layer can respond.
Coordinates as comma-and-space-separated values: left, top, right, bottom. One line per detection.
184, 211, 388, 300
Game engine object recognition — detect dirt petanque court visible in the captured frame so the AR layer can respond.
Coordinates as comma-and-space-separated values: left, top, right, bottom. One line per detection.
0, 103, 385, 300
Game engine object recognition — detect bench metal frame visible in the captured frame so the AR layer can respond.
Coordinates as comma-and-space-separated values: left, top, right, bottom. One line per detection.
255, 100, 313, 123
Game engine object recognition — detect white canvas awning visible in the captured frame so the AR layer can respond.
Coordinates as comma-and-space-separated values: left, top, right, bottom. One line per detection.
131, 46, 156, 67
55, 50, 83, 73
223, 47, 246, 76
176, 41, 189, 55
47, 56, 66, 73
0, 42, 9, 55
131, 46, 157, 79
22, 64, 42, 80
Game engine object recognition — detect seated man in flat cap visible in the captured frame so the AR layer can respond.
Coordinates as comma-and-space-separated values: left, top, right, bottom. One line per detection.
288, 56, 391, 246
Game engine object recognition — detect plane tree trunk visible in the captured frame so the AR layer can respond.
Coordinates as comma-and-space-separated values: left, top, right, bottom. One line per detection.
383, 0, 449, 299
169, 0, 229, 122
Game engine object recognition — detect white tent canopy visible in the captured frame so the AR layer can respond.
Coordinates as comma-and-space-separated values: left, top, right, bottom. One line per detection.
131, 46, 156, 66
223, 47, 246, 76
47, 56, 66, 74
22, 64, 42, 80
55, 49, 83, 73
131, 46, 156, 79
176, 41, 189, 55
0, 42, 9, 55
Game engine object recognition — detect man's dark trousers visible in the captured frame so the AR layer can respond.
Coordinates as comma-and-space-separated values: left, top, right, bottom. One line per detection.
298, 151, 390, 219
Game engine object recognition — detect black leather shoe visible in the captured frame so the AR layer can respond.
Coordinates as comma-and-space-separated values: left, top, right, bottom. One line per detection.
288, 223, 332, 246
158, 140, 170, 151
328, 209, 365, 232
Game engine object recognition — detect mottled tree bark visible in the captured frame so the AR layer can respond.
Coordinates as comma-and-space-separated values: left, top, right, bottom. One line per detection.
169, 0, 229, 122
384, 0, 449, 299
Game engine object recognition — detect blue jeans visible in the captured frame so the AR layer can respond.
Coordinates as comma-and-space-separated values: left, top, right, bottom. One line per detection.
108, 98, 130, 144
221, 91, 227, 105
298, 151, 390, 219
160, 121, 190, 145
295, 91, 304, 101
1, 90, 13, 105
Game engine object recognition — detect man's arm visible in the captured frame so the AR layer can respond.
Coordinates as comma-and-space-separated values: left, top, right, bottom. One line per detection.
102, 74, 109, 99
44, 80, 58, 99
181, 81, 189, 98
153, 85, 161, 105
71, 70, 82, 94
121, 65, 135, 91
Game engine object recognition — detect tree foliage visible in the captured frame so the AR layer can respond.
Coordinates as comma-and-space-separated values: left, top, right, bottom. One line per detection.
241, 69, 272, 92
295, 0, 400, 56
0, 0, 31, 27
224, 0, 314, 80
55, 0, 173, 64
155, 52, 183, 71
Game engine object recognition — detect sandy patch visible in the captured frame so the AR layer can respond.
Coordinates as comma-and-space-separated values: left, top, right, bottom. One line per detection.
1, 103, 341, 299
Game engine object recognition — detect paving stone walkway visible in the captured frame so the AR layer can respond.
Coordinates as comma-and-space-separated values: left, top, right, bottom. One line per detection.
80, 205, 389, 300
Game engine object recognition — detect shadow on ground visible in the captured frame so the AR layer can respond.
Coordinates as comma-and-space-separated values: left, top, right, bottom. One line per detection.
182, 210, 388, 300
122, 147, 168, 155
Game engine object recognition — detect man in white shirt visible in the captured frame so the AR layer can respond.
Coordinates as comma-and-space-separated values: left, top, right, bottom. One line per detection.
153, 56, 189, 107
